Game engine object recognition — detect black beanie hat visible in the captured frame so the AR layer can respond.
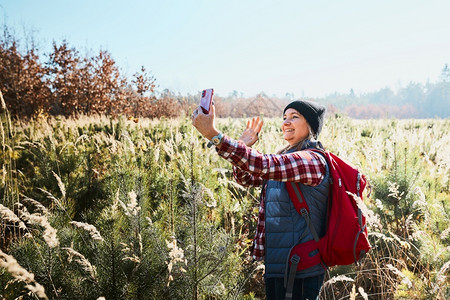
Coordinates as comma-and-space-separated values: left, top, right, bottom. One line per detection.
283, 100, 326, 138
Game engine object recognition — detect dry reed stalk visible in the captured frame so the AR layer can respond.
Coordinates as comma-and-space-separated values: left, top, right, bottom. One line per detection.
358, 286, 369, 300
52, 171, 66, 199
386, 263, 413, 288
18, 206, 59, 248
200, 183, 217, 208
0, 90, 12, 142
440, 227, 450, 241
120, 241, 141, 264
37, 188, 64, 210
122, 254, 141, 264
127, 191, 140, 216
74, 134, 90, 146
0, 204, 27, 230
375, 198, 384, 210
413, 186, 427, 208
1, 164, 5, 186
138, 232, 143, 255
166, 237, 187, 287
432, 260, 450, 295
121, 132, 135, 155
349, 284, 357, 300
117, 191, 141, 217
0, 249, 48, 299
350, 192, 381, 228
323, 274, 355, 286
62, 247, 97, 279
22, 197, 49, 215
0, 90, 6, 111
70, 221, 104, 241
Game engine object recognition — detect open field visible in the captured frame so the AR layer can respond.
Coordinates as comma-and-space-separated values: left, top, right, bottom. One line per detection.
1, 111, 449, 299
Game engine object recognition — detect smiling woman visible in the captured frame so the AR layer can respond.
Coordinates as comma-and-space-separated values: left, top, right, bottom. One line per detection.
282, 109, 311, 145
192, 99, 330, 299
278, 100, 326, 155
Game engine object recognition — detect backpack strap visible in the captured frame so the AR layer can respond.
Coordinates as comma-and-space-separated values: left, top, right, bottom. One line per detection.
353, 172, 367, 264
283, 227, 310, 289
286, 182, 320, 242
284, 238, 321, 299
285, 254, 299, 300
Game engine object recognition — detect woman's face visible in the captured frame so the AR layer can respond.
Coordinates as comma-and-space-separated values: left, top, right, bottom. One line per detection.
282, 108, 310, 145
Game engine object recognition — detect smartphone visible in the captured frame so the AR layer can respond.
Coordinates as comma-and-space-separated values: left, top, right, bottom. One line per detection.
200, 88, 214, 114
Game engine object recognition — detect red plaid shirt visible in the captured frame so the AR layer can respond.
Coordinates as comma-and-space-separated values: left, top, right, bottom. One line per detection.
216, 136, 326, 261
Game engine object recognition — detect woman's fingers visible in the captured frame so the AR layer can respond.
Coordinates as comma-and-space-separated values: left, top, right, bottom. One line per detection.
244, 116, 263, 135
256, 118, 263, 134
248, 117, 257, 129
251, 117, 256, 129
209, 100, 215, 116
251, 117, 263, 134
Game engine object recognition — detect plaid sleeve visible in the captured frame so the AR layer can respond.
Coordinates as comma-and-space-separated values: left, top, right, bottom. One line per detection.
217, 135, 325, 186
232, 165, 265, 187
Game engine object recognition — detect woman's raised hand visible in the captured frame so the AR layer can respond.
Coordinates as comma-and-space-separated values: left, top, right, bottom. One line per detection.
191, 102, 220, 141
238, 116, 263, 147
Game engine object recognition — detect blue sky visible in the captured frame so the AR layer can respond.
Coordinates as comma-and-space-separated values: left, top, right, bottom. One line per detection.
2, 0, 450, 98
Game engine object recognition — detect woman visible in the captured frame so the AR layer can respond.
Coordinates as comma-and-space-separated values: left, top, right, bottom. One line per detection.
192, 99, 329, 300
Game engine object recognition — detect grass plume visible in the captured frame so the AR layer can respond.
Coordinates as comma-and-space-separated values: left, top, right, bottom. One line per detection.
0, 249, 48, 299
62, 247, 97, 280
70, 221, 104, 242
17, 204, 59, 248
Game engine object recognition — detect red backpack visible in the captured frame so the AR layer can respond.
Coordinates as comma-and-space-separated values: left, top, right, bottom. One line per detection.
284, 149, 371, 299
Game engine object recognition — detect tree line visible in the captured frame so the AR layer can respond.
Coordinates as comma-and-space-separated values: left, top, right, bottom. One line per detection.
318, 70, 450, 118
1, 24, 449, 119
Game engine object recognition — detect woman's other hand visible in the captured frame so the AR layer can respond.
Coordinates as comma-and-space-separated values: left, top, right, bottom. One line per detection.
239, 116, 263, 147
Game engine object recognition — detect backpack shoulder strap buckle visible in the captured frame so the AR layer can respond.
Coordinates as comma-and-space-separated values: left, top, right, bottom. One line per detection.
300, 207, 309, 218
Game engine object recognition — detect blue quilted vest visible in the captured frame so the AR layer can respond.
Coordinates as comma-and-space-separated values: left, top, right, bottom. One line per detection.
264, 145, 330, 279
